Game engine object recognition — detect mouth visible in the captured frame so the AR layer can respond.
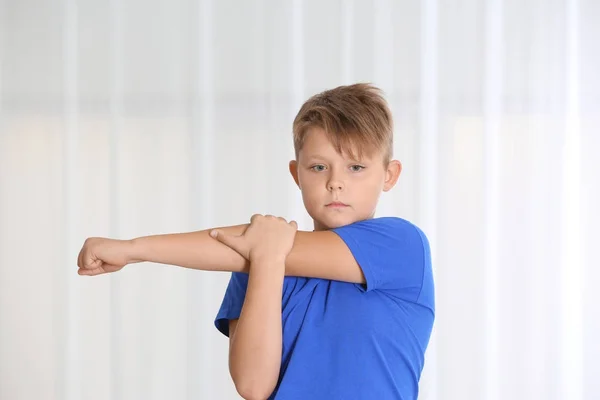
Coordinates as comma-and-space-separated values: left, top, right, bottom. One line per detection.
326, 202, 349, 208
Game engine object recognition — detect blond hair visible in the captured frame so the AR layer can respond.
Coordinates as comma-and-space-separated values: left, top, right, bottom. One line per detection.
292, 83, 393, 163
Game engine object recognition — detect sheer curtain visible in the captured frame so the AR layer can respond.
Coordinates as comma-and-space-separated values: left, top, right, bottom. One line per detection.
0, 0, 598, 399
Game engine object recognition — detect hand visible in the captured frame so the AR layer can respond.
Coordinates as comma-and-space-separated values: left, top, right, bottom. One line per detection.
77, 237, 134, 276
210, 214, 298, 263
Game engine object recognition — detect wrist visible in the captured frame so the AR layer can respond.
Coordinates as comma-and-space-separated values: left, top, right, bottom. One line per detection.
127, 238, 144, 264
250, 254, 287, 270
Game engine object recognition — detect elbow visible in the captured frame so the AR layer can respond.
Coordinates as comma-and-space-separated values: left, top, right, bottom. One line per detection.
229, 343, 280, 399
234, 382, 275, 400
232, 373, 277, 400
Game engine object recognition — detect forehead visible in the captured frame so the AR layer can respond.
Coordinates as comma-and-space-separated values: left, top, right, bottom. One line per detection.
299, 127, 380, 162
301, 127, 336, 149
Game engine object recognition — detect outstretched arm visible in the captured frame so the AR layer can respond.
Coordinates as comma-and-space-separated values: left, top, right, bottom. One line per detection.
129, 223, 365, 284
78, 221, 365, 284
129, 224, 252, 273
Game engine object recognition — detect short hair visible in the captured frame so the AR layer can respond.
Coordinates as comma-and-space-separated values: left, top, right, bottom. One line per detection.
292, 83, 394, 163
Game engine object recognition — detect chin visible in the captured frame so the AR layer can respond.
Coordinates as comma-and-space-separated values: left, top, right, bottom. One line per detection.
314, 214, 359, 230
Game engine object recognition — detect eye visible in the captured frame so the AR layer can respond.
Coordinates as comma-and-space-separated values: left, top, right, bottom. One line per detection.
310, 164, 326, 172
350, 165, 365, 172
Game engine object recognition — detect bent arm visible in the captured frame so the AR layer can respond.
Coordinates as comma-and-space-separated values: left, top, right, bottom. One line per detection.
129, 223, 365, 283
228, 260, 284, 400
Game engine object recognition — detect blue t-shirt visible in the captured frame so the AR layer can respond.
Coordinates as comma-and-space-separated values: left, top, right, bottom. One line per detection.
214, 217, 435, 400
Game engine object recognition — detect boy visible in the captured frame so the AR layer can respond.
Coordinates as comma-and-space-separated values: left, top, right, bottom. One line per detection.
78, 83, 435, 400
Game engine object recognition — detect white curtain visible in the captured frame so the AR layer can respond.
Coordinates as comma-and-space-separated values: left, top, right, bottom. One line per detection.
1, 0, 598, 399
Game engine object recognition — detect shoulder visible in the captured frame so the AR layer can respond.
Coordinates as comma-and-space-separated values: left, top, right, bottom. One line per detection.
371, 216, 419, 229
340, 216, 428, 241
353, 217, 430, 261
382, 217, 430, 247
332, 216, 429, 261
330, 216, 431, 293
379, 217, 430, 258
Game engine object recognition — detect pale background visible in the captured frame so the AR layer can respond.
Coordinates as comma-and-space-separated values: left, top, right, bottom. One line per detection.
0, 0, 599, 399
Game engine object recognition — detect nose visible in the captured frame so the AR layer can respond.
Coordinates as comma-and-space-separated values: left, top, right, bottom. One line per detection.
327, 177, 344, 192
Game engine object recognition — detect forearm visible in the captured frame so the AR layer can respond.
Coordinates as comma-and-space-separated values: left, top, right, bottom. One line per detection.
230, 260, 284, 399
127, 222, 362, 284
129, 224, 250, 273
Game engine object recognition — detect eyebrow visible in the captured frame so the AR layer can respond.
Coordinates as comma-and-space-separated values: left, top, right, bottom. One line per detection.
306, 154, 365, 163
307, 154, 329, 161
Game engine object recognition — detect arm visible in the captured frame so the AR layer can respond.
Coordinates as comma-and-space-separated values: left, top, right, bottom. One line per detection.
228, 259, 284, 400
208, 215, 294, 399
128, 225, 365, 283
129, 224, 251, 273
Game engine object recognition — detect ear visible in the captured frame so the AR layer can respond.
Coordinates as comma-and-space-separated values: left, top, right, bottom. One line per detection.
289, 160, 300, 188
383, 160, 402, 192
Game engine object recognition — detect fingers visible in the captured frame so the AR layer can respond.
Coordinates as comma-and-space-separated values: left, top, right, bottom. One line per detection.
77, 238, 95, 270
77, 266, 105, 276
78, 267, 103, 276
210, 229, 242, 251
76, 238, 124, 276
84, 256, 101, 270
77, 240, 86, 269
78, 263, 121, 276
251, 214, 291, 222
251, 214, 286, 221
249, 214, 297, 230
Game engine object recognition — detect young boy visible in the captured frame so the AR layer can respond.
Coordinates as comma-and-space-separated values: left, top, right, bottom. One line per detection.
78, 83, 435, 400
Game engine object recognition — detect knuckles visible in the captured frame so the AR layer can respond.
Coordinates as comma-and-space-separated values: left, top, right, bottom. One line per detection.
249, 214, 297, 229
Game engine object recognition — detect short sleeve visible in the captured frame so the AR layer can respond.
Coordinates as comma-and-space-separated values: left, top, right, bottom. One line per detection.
332, 217, 428, 299
214, 272, 249, 337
